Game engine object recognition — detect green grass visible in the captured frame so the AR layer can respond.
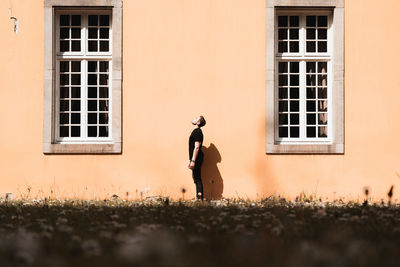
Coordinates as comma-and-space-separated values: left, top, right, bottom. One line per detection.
0, 198, 400, 267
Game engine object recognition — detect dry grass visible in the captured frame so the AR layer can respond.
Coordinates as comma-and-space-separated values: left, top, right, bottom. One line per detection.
0, 197, 400, 266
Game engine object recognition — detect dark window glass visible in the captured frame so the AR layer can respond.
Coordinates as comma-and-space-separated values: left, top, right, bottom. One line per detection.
71, 126, 80, 137
71, 113, 80, 124
60, 15, 69, 26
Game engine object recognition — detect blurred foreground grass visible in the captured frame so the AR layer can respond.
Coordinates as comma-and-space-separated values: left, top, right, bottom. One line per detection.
1, 197, 400, 267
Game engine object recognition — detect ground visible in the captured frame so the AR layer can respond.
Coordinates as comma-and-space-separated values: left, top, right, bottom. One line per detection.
0, 197, 400, 267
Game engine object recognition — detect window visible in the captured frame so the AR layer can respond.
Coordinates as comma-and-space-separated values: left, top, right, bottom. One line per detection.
44, 0, 122, 153
266, 0, 344, 154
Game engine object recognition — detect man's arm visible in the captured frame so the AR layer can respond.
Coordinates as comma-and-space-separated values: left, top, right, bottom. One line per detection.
188, 141, 201, 169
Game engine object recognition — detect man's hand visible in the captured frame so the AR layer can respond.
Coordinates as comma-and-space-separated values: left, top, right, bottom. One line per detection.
188, 161, 195, 170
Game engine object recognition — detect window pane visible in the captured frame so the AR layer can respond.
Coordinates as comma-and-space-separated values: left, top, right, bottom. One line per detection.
278, 88, 288, 99
307, 127, 316, 138
306, 16, 316, 27
306, 29, 316, 39
278, 16, 288, 27
60, 28, 69, 39
71, 28, 80, 39
318, 16, 328, 27
88, 113, 97, 124
318, 127, 328, 138
88, 74, 97, 85
71, 126, 80, 137
290, 127, 299, 138
318, 29, 327, 40
100, 28, 109, 39
60, 126, 69, 137
88, 87, 97, 98
318, 62, 327, 73
88, 61, 97, 72
278, 29, 287, 40
100, 62, 109, 72
71, 113, 80, 124
100, 41, 109, 52
99, 87, 109, 98
318, 75, 327, 86
307, 75, 315, 86
318, 87, 327, 99
307, 41, 316, 52
279, 75, 288, 86
71, 100, 81, 111
71, 87, 81, 98
60, 74, 69, 85
99, 113, 109, 124
99, 100, 109, 111
88, 15, 98, 26
290, 114, 299, 125
318, 41, 327, 52
60, 100, 69, 111
318, 113, 328, 125
60, 61, 69, 72
60, 113, 69, 124
100, 15, 110, 26
306, 62, 316, 73
289, 16, 299, 27
290, 101, 299, 112
99, 74, 108, 85
89, 28, 98, 39
88, 100, 97, 111
279, 127, 288, 138
60, 87, 69, 98
279, 114, 288, 125
289, 41, 299, 53
307, 101, 316, 112
290, 88, 299, 99
318, 100, 328, 112
71, 41, 81, 52
60, 41, 69, 52
71, 61, 81, 72
60, 15, 69, 26
279, 101, 288, 112
99, 126, 109, 137
278, 62, 288, 73
290, 75, 299, 86
290, 62, 299, 73
307, 88, 316, 99
88, 126, 97, 137
307, 114, 316, 125
278, 42, 288, 53
289, 29, 299, 39
88, 41, 98, 52
71, 74, 81, 85
71, 15, 81, 26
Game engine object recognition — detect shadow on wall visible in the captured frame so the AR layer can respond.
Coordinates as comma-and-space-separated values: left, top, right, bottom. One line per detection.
202, 143, 223, 200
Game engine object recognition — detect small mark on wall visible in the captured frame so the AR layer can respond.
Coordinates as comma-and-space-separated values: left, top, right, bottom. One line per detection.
10, 17, 18, 34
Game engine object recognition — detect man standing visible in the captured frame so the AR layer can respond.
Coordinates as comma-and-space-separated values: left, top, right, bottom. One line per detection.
188, 116, 206, 200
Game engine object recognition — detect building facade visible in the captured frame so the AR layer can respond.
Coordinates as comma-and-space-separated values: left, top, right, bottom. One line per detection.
0, 0, 399, 201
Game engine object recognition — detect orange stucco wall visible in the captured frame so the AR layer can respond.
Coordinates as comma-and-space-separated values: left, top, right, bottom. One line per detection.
0, 0, 399, 201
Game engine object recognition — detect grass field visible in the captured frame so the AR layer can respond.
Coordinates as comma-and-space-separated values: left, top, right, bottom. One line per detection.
0, 197, 399, 267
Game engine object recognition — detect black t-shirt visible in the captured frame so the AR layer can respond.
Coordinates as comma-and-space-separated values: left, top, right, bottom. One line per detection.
188, 128, 203, 160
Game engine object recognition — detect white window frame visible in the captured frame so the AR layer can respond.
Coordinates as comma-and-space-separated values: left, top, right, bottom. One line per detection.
275, 11, 332, 144
266, 0, 344, 154
43, 0, 122, 154
55, 10, 113, 143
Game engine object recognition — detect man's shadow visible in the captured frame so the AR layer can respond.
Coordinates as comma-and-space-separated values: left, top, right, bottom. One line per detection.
201, 143, 223, 200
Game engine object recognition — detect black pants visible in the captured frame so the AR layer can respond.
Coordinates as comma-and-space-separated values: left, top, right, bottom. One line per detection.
192, 155, 204, 200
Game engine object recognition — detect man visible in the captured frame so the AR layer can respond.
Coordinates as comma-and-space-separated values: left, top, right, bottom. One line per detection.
188, 116, 206, 200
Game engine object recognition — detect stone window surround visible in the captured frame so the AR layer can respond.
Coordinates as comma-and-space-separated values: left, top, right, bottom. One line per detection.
266, 0, 344, 154
43, 0, 122, 154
